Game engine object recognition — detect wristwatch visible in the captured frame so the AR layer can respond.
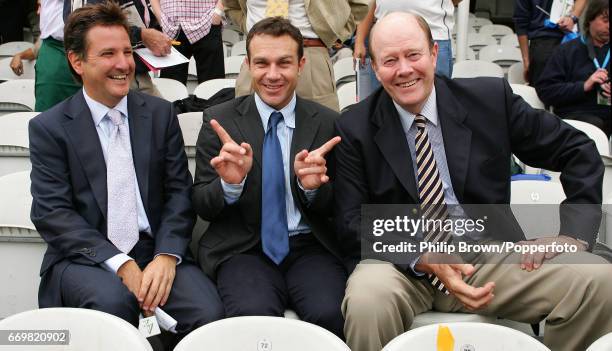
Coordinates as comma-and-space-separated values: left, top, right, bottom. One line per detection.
571, 15, 579, 24
213, 7, 225, 19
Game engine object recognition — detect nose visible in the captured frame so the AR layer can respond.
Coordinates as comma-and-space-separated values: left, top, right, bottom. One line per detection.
266, 63, 281, 80
397, 57, 414, 76
115, 53, 132, 71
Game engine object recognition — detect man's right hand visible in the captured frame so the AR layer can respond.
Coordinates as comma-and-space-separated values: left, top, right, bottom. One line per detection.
10, 54, 24, 76
415, 253, 495, 311
353, 41, 367, 69
522, 58, 530, 83
117, 260, 144, 299
141, 28, 172, 57
209, 119, 253, 184
584, 69, 609, 92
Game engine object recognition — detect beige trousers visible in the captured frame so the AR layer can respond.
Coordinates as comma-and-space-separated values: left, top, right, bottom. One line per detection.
343, 250, 612, 351
234, 46, 340, 112
130, 73, 161, 98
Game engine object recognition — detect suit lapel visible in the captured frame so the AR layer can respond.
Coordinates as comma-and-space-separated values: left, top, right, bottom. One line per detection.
63, 91, 108, 218
435, 77, 471, 202
234, 95, 265, 168
290, 97, 321, 195
373, 91, 419, 201
127, 91, 152, 209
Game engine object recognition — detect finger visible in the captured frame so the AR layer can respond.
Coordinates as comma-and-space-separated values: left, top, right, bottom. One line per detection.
450, 263, 475, 277
210, 156, 225, 168
532, 250, 546, 270
523, 253, 535, 271
218, 151, 245, 166
210, 119, 234, 144
221, 142, 246, 155
297, 166, 327, 176
304, 154, 326, 165
138, 273, 153, 304
241, 142, 253, 156
143, 276, 161, 310
150, 282, 166, 311
315, 136, 341, 156
161, 279, 173, 306
295, 149, 309, 163
320, 174, 330, 183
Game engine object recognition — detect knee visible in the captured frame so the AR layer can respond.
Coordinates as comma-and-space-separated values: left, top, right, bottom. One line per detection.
584, 265, 612, 304
344, 276, 411, 325
301, 305, 345, 338
84, 286, 139, 325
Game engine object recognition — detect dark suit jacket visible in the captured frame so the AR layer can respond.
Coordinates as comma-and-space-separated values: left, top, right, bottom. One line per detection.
193, 95, 342, 278
29, 90, 195, 307
335, 76, 604, 269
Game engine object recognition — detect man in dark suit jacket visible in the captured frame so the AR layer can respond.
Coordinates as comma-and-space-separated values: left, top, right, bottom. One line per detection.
335, 12, 612, 351
29, 2, 223, 340
192, 17, 347, 337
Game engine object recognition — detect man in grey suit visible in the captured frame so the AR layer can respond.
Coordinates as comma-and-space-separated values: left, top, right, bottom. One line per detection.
192, 17, 347, 337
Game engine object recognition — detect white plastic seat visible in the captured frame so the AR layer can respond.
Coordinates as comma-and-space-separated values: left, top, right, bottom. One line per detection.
382, 322, 550, 351
452, 60, 504, 78
174, 316, 350, 351
152, 77, 188, 102
587, 332, 612, 351
510, 84, 545, 109
468, 17, 493, 32
337, 81, 356, 111
479, 24, 514, 42
187, 56, 197, 80
563, 119, 610, 156
177, 112, 203, 178
0, 57, 36, 80
193, 78, 236, 99
478, 45, 522, 70
500, 34, 520, 47
0, 41, 34, 57
511, 179, 566, 239
0, 112, 37, 177
0, 308, 153, 350
222, 29, 241, 45
333, 56, 356, 86
224, 55, 246, 77
0, 79, 35, 112
451, 41, 476, 61
467, 33, 498, 55
508, 62, 526, 84
231, 40, 247, 56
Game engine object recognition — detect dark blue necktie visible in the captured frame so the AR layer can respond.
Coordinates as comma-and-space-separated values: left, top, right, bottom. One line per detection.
261, 111, 289, 264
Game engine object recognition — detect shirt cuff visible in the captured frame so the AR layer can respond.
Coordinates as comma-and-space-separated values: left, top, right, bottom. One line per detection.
154, 253, 182, 265
102, 254, 134, 274
297, 179, 318, 204
221, 176, 246, 204
409, 255, 426, 277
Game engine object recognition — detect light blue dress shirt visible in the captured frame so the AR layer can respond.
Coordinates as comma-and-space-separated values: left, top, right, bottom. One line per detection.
220, 93, 316, 236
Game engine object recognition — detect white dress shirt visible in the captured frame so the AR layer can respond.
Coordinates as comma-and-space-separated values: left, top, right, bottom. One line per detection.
245, 0, 319, 38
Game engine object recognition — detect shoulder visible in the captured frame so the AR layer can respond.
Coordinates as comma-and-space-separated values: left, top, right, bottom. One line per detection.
203, 95, 250, 123
297, 96, 339, 121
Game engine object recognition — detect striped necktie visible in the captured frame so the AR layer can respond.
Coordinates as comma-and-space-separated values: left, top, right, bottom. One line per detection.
414, 114, 452, 295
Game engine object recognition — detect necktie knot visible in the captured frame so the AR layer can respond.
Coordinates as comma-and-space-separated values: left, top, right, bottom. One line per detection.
414, 114, 427, 130
107, 109, 123, 126
268, 111, 283, 131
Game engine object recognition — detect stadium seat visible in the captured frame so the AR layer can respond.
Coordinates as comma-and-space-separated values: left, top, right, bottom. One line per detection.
174, 316, 350, 351
152, 78, 188, 103
563, 119, 610, 156
511, 179, 565, 239
587, 332, 612, 350
0, 171, 43, 318
467, 33, 498, 55
479, 24, 514, 42
177, 112, 203, 178
382, 322, 550, 351
337, 81, 356, 111
0, 308, 153, 350
451, 41, 476, 61
508, 62, 526, 84
194, 78, 236, 99
468, 17, 493, 32
222, 29, 241, 46
0, 41, 34, 57
478, 45, 522, 70
0, 112, 37, 177
231, 40, 247, 56
500, 34, 520, 47
333, 56, 356, 86
452, 60, 504, 78
224, 55, 246, 78
0, 79, 35, 113
0, 57, 36, 80
510, 84, 545, 109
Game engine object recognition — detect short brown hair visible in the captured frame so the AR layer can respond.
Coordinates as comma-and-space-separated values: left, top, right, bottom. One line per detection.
246, 17, 304, 60
63, 1, 130, 83
583, 0, 609, 38
369, 12, 435, 62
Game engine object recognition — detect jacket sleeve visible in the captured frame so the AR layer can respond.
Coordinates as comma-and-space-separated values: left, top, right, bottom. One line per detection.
513, 0, 532, 36
535, 44, 588, 106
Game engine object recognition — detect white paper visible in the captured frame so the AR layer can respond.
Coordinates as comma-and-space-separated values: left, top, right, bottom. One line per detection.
135, 46, 189, 69
549, 0, 574, 24
155, 307, 178, 333
138, 316, 161, 337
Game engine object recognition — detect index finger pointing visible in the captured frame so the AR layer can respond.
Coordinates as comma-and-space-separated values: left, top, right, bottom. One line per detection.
210, 119, 235, 144
315, 136, 341, 156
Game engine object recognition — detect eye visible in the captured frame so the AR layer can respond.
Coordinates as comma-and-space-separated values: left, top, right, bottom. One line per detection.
383, 58, 397, 66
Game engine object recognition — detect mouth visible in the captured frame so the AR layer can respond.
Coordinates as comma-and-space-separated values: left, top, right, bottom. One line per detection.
109, 74, 128, 81
395, 79, 419, 89
263, 82, 284, 93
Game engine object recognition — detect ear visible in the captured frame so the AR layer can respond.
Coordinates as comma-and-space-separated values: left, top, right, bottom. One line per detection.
371, 58, 382, 83
297, 55, 306, 74
67, 51, 84, 77
431, 41, 439, 69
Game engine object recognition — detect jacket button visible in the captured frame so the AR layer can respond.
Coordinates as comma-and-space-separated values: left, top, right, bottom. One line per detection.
89, 252, 96, 257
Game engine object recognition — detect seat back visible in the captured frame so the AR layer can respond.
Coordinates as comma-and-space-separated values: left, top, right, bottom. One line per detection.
152, 78, 189, 102
510, 180, 566, 239
333, 56, 356, 86
224, 55, 245, 78
587, 332, 612, 351
0, 79, 35, 112
479, 24, 514, 41
193, 78, 236, 99
510, 84, 545, 109
231, 40, 247, 56
0, 308, 153, 350
337, 81, 356, 111
478, 45, 522, 69
0, 41, 34, 57
508, 62, 526, 84
174, 316, 350, 351
452, 60, 504, 78
0, 57, 36, 80
177, 112, 203, 178
0, 112, 37, 177
563, 119, 610, 156
500, 34, 519, 47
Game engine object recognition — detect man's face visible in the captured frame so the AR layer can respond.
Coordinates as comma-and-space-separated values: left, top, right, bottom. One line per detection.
371, 16, 438, 114
68, 25, 135, 107
247, 33, 305, 110
590, 12, 610, 45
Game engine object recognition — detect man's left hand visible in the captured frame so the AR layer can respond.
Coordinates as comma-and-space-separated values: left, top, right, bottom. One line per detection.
294, 136, 341, 190
557, 16, 575, 32
517, 235, 587, 271
138, 254, 177, 311
141, 28, 172, 56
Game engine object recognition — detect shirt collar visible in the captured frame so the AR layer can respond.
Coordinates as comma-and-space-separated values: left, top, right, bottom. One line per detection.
393, 86, 438, 132
254, 92, 297, 130
83, 88, 129, 126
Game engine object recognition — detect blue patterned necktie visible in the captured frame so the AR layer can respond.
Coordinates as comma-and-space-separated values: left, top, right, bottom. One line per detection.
261, 111, 289, 264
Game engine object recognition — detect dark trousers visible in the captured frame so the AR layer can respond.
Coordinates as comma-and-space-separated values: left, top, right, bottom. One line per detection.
215, 234, 348, 338
161, 26, 225, 85
57, 235, 224, 336
529, 37, 562, 85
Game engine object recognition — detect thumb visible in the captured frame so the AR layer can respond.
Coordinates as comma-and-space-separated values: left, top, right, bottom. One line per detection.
295, 149, 308, 162
451, 263, 475, 277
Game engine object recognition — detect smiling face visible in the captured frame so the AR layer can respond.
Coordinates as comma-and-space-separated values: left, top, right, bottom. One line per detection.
370, 14, 438, 114
247, 33, 305, 110
68, 25, 135, 108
